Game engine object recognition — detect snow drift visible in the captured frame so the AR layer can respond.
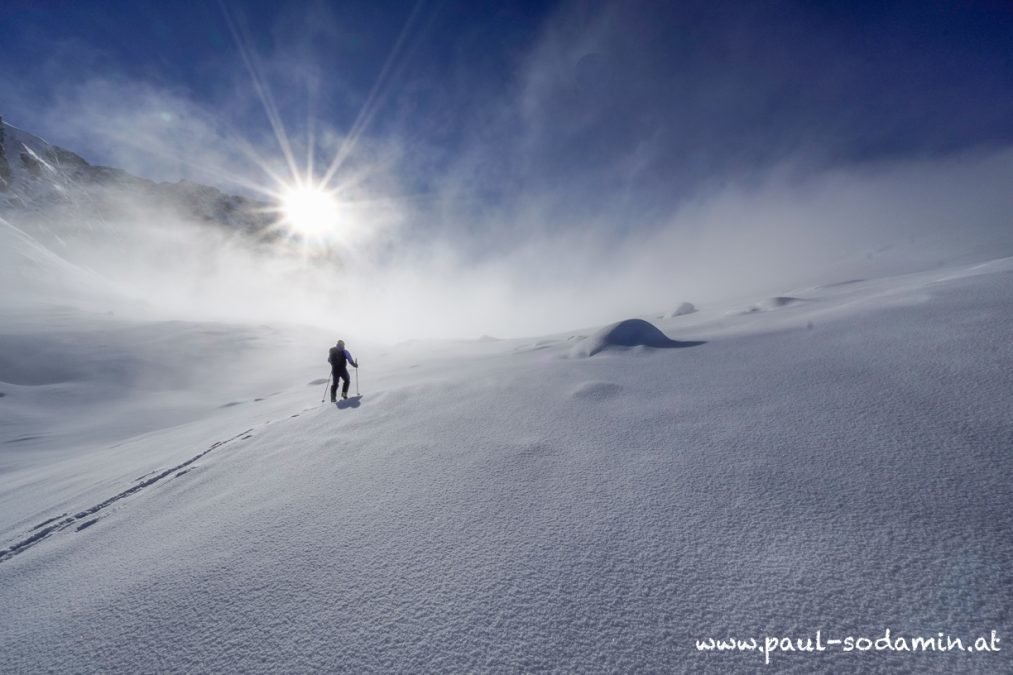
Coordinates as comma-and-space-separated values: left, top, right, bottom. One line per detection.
669, 301, 697, 318
569, 318, 706, 357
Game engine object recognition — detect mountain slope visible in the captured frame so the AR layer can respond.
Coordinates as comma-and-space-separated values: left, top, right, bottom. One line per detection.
1, 259, 1010, 673
0, 116, 271, 234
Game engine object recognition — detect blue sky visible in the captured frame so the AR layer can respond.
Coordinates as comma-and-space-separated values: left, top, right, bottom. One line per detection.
4, 2, 1012, 177
3, 1, 1013, 237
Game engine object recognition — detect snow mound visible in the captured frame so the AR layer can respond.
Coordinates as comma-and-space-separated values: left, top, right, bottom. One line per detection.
569, 318, 704, 357
668, 302, 697, 318
570, 381, 623, 401
743, 296, 808, 313
766, 296, 804, 308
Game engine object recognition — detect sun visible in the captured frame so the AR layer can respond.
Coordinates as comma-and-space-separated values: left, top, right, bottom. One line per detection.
280, 185, 341, 237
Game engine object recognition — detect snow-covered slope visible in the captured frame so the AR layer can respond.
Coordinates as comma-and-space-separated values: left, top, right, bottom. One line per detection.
1, 257, 1011, 673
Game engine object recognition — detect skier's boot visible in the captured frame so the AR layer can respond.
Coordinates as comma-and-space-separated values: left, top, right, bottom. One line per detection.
341, 392, 348, 400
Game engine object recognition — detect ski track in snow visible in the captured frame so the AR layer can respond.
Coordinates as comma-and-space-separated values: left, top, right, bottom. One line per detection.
0, 427, 255, 564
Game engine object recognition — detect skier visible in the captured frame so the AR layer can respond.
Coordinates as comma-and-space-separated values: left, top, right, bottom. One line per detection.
328, 339, 358, 402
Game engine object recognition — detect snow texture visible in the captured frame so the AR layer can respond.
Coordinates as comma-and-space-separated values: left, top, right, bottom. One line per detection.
1, 258, 1010, 673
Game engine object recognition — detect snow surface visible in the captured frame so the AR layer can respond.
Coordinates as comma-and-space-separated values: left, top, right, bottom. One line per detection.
2, 117, 1012, 673
2, 255, 1012, 673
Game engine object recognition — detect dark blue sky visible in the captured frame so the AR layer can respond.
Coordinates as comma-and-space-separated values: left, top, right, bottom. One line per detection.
2, 0, 1013, 220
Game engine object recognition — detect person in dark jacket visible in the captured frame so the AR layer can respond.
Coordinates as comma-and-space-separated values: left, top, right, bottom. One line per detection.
328, 339, 358, 402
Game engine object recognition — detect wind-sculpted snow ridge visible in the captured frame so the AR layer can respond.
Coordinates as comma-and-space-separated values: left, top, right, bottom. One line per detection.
569, 318, 706, 357
0, 427, 253, 564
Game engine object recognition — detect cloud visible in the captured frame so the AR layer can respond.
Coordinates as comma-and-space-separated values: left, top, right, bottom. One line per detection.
37, 80, 261, 189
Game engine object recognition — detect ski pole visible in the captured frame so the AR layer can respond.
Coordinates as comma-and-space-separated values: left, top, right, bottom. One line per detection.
355, 364, 360, 396
321, 373, 331, 402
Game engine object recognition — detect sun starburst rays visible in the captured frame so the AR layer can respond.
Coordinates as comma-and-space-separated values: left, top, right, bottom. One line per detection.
202, 2, 428, 254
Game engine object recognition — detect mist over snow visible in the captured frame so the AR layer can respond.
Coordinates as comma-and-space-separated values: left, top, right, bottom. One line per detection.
2, 3, 1013, 672
3, 3, 1013, 340
3, 111, 1012, 340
